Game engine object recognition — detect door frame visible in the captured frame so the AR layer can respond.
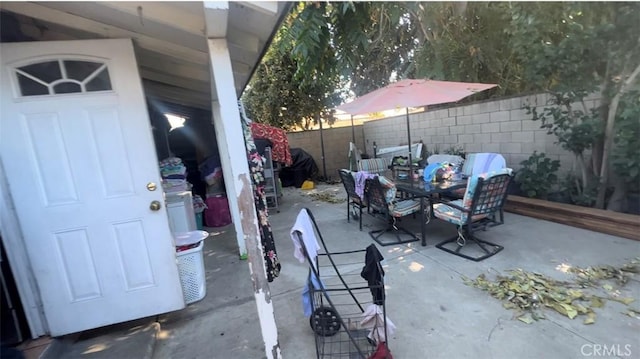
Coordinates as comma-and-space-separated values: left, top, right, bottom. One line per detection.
0, 159, 47, 337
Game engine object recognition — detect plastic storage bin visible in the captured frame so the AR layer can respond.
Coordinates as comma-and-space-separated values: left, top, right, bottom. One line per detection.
166, 191, 197, 233
175, 231, 208, 304
204, 195, 232, 227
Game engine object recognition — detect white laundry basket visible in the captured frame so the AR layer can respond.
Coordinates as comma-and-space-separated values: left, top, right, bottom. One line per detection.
176, 238, 206, 304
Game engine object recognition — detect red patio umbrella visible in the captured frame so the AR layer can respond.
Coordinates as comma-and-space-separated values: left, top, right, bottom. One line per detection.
336, 79, 498, 165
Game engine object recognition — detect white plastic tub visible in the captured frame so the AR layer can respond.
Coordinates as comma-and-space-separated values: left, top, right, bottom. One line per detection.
175, 231, 208, 304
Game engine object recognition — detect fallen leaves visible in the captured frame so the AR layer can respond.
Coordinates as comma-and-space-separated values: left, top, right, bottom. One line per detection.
306, 191, 346, 203
463, 258, 639, 325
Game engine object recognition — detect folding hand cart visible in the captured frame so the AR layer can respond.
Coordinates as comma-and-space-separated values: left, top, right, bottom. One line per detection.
292, 208, 394, 359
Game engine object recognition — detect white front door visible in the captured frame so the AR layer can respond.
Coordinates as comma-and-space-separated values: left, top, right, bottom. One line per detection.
0, 39, 185, 336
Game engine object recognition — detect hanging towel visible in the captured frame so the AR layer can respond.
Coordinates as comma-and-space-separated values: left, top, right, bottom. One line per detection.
301, 273, 325, 317
290, 209, 321, 269
361, 244, 385, 305
360, 304, 396, 344
355, 171, 377, 200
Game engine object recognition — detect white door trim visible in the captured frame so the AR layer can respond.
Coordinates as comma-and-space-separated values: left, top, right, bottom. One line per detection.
0, 158, 48, 337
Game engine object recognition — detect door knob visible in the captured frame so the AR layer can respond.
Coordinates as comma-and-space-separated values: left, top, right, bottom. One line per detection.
147, 182, 157, 191
149, 200, 161, 211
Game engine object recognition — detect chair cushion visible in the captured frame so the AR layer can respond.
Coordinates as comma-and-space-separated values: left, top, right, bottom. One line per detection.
462, 167, 513, 208
433, 200, 488, 225
390, 199, 420, 217
378, 175, 397, 203
350, 195, 367, 206
358, 158, 391, 174
461, 153, 506, 177
435, 168, 512, 224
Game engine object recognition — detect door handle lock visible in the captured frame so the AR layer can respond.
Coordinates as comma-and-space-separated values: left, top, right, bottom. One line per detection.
149, 200, 161, 211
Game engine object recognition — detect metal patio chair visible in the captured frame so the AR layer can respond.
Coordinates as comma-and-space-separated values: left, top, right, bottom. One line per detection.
432, 169, 512, 261
337, 169, 368, 231
366, 177, 420, 246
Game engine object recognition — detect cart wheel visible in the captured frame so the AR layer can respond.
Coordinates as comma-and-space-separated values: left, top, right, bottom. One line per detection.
310, 306, 341, 337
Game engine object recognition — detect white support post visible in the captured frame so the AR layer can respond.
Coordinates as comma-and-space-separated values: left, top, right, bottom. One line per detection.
207, 38, 281, 359
210, 101, 246, 258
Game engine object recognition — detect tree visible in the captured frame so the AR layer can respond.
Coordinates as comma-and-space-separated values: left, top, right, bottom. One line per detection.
246, 2, 640, 210
512, 2, 640, 210
242, 3, 343, 131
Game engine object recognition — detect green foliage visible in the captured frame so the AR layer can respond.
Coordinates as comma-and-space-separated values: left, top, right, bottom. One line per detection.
516, 152, 561, 199
512, 2, 640, 208
282, 2, 530, 98
241, 6, 342, 131
560, 173, 599, 207
412, 2, 527, 96
266, 2, 638, 115
612, 91, 640, 191
442, 145, 466, 159
526, 96, 603, 156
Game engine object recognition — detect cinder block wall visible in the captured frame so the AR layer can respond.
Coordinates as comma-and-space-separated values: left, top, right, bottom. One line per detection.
364, 93, 601, 174
286, 92, 601, 180
287, 125, 364, 180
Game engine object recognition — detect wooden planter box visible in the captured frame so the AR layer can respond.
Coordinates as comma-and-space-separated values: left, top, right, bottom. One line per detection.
504, 195, 640, 241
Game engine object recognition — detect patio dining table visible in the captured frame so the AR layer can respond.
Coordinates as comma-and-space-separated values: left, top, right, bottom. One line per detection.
392, 175, 468, 246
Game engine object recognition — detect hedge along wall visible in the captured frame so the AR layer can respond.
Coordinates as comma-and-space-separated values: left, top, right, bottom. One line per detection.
287, 92, 601, 181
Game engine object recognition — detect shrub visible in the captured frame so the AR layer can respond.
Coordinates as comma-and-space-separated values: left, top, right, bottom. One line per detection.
442, 145, 466, 159
515, 152, 561, 199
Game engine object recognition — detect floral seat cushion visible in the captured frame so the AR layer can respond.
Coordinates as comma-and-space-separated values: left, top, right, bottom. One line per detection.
390, 198, 420, 217
434, 168, 512, 224
433, 199, 488, 225
367, 175, 419, 217
378, 175, 397, 203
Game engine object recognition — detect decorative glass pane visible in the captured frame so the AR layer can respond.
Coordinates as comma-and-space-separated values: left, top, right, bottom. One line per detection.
85, 68, 112, 92
53, 82, 82, 94
64, 61, 101, 81
18, 61, 61, 83
17, 73, 49, 96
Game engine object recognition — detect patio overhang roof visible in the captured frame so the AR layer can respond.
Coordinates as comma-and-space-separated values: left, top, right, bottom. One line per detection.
0, 1, 291, 112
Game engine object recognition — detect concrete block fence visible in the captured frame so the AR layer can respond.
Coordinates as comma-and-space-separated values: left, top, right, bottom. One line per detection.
287, 125, 364, 180
287, 93, 598, 181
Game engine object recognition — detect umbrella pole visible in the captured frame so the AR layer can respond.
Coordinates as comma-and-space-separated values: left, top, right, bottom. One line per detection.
406, 108, 412, 170
318, 113, 327, 181
350, 115, 355, 145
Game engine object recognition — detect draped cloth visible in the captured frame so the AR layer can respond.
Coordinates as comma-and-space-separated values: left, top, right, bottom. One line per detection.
250, 122, 293, 166
242, 118, 281, 282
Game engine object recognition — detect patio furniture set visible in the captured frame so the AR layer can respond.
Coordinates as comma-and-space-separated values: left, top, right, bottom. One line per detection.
338, 152, 512, 262
295, 152, 510, 358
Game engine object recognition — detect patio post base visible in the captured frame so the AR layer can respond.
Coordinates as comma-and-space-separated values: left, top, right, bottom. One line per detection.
435, 234, 504, 261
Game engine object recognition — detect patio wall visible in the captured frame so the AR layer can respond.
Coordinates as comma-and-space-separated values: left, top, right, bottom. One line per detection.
287, 92, 601, 180
363, 92, 603, 173
287, 125, 365, 180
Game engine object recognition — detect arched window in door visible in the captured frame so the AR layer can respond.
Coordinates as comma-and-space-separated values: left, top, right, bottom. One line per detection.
14, 59, 112, 97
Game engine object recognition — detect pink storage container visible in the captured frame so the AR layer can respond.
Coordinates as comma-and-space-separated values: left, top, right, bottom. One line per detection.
205, 195, 232, 227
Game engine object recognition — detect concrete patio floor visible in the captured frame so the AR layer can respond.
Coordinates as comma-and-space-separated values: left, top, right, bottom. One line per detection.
40, 183, 639, 359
